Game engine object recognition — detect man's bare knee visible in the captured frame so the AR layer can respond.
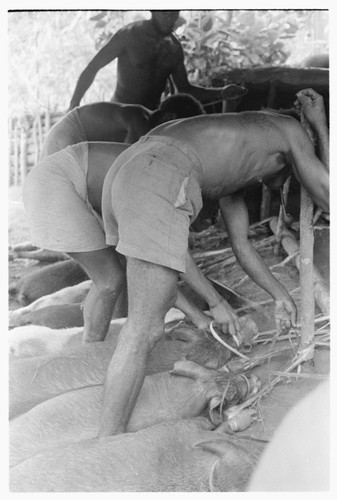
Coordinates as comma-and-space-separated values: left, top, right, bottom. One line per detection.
94, 274, 125, 300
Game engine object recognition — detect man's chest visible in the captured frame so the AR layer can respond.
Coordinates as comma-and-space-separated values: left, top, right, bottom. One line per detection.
125, 35, 180, 72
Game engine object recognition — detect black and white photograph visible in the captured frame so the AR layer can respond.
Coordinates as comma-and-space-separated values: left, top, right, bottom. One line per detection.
6, 1, 333, 494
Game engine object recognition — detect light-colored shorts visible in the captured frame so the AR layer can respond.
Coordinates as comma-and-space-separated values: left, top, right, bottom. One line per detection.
40, 108, 87, 159
23, 142, 108, 253
102, 135, 204, 273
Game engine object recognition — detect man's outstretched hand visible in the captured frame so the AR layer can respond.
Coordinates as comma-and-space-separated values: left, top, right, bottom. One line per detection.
274, 297, 297, 331
209, 298, 241, 337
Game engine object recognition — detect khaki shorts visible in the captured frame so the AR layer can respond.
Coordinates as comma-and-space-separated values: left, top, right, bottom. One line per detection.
23, 142, 108, 253
102, 135, 203, 273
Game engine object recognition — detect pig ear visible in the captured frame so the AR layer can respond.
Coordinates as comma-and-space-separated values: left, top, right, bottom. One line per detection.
166, 326, 201, 343
208, 396, 223, 425
194, 438, 229, 457
170, 359, 209, 379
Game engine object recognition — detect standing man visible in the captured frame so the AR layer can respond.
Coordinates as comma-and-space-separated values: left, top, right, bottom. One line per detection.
68, 10, 246, 111
99, 89, 329, 436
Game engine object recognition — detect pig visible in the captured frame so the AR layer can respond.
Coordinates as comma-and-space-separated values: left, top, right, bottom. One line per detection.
15, 259, 89, 305
9, 304, 84, 329
9, 320, 242, 418
11, 243, 69, 262
8, 310, 186, 359
9, 280, 91, 328
10, 359, 259, 467
10, 416, 265, 492
9, 324, 85, 358
248, 379, 329, 492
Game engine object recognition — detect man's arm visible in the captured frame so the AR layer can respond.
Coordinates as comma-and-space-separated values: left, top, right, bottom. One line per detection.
285, 120, 329, 213
68, 32, 124, 110
294, 88, 329, 170
182, 251, 241, 336
170, 42, 246, 104
219, 194, 297, 329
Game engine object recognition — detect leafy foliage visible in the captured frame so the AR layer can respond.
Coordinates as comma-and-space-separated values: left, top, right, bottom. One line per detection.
178, 10, 326, 86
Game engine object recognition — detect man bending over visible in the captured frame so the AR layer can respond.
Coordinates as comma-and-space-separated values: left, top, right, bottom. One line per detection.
100, 88, 329, 436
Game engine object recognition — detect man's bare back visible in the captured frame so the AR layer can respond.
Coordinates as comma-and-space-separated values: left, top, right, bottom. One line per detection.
148, 111, 329, 211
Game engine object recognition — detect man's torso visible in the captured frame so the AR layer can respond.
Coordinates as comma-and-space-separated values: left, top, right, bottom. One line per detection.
113, 22, 182, 109
148, 112, 295, 198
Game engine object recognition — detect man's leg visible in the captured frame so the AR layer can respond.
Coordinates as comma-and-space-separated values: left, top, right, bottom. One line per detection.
68, 247, 126, 343
98, 257, 178, 437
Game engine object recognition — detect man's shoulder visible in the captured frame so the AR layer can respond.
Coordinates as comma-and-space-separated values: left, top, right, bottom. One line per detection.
118, 19, 150, 37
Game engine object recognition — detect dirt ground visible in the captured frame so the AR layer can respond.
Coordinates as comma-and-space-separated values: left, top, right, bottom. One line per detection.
8, 185, 330, 489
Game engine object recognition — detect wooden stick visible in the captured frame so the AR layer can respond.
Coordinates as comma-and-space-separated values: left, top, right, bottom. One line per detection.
260, 184, 272, 220
299, 110, 322, 359
19, 127, 27, 184
269, 217, 329, 316
274, 177, 291, 255
13, 125, 19, 186
299, 185, 315, 357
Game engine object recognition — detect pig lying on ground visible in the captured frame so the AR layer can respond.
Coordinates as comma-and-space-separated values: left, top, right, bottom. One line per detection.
10, 416, 265, 492
10, 359, 259, 467
9, 324, 85, 358
9, 310, 185, 359
10, 242, 69, 262
9, 304, 84, 329
9, 320, 243, 418
15, 260, 89, 305
9, 280, 91, 328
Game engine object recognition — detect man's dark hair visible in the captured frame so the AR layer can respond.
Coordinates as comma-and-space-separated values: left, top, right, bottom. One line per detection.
159, 93, 205, 117
149, 93, 205, 128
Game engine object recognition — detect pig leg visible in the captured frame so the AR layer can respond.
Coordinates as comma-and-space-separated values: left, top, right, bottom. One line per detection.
68, 248, 126, 343
99, 257, 178, 437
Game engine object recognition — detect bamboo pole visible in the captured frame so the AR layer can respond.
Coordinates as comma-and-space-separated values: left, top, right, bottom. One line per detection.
19, 128, 27, 184
13, 125, 19, 186
45, 108, 51, 134
36, 113, 43, 156
269, 217, 329, 316
299, 187, 315, 358
32, 118, 39, 166
8, 117, 13, 185
298, 111, 317, 361
274, 177, 291, 255
260, 184, 272, 220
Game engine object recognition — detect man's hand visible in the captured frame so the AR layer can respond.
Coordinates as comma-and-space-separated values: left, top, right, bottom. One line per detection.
209, 298, 241, 337
294, 88, 327, 131
274, 297, 297, 330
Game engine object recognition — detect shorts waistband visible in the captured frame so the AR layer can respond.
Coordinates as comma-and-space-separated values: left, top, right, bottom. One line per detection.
138, 134, 204, 179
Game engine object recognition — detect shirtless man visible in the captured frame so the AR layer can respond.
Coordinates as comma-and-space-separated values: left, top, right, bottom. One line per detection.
68, 10, 246, 111
99, 88, 329, 436
41, 93, 205, 158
